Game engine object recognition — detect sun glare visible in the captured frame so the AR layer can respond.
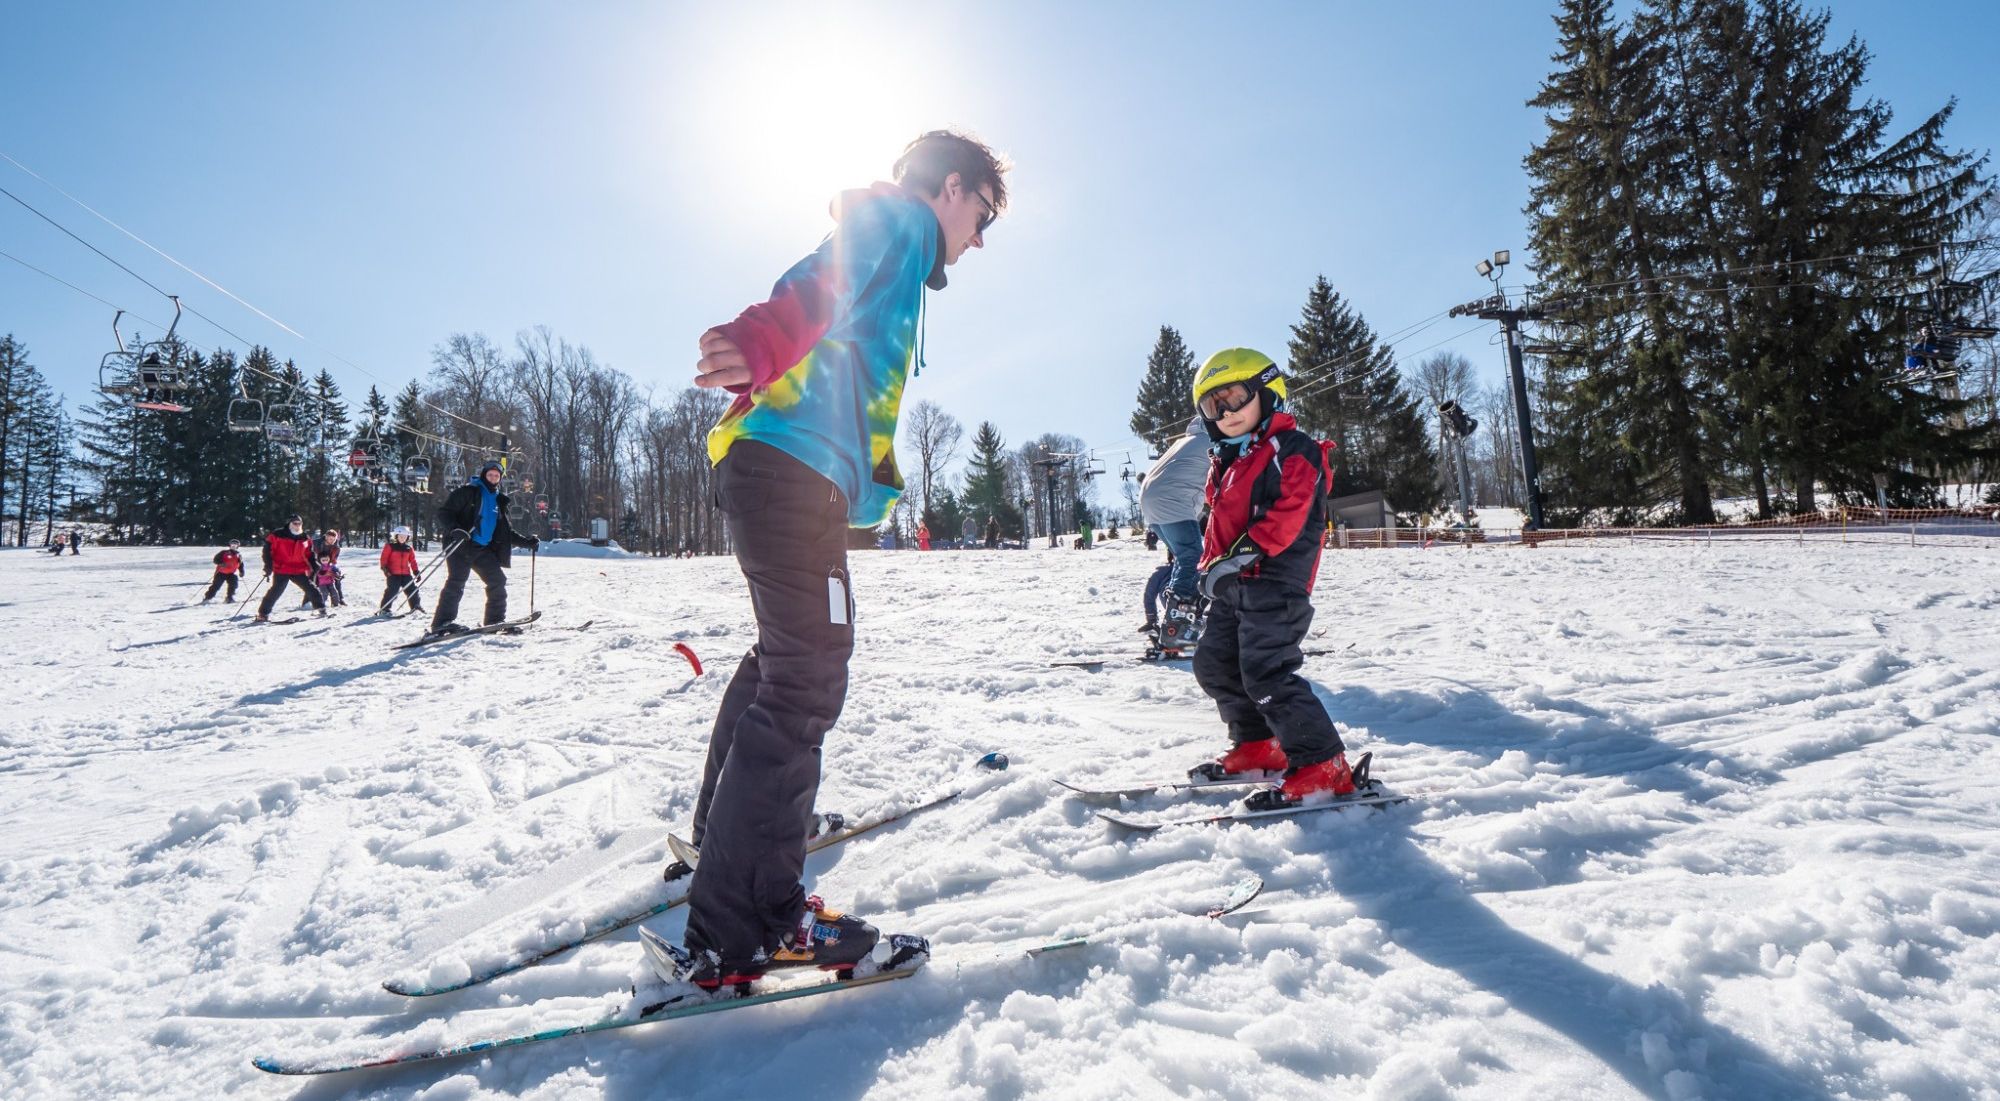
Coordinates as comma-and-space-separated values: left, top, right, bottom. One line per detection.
682, 9, 937, 218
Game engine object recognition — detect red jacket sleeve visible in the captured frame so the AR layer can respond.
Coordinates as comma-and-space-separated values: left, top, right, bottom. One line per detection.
711, 198, 920, 394
1248, 453, 1323, 557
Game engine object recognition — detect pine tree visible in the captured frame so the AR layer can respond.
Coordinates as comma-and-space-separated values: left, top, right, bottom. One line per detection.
1285, 276, 1440, 511
1726, 0, 1993, 509
960, 420, 1020, 534
1526, 0, 1721, 524
1130, 326, 1198, 455
0, 335, 33, 529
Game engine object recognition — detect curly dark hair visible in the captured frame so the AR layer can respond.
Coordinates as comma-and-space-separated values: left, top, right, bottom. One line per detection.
893, 130, 1010, 213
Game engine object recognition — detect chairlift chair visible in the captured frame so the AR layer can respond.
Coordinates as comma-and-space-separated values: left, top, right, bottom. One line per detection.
97, 310, 142, 396
403, 456, 433, 495
264, 401, 301, 446
226, 387, 266, 433
131, 297, 191, 412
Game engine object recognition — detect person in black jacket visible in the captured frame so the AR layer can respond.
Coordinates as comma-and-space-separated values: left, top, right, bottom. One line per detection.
428, 460, 539, 635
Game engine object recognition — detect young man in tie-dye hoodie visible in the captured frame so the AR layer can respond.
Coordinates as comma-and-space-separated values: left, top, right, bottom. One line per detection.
667, 131, 1008, 988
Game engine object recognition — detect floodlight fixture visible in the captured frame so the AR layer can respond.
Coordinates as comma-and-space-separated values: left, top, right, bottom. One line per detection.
1475, 259, 1493, 277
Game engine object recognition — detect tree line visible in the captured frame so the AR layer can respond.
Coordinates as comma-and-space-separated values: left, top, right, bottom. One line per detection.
1523, 0, 1997, 523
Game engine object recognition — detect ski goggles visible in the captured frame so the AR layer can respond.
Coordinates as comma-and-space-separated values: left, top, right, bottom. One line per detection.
1197, 381, 1257, 421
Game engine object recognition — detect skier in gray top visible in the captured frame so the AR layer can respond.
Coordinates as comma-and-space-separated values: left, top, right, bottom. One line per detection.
1139, 415, 1210, 654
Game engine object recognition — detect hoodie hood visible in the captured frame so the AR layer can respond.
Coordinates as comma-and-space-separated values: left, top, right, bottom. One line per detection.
834, 182, 948, 291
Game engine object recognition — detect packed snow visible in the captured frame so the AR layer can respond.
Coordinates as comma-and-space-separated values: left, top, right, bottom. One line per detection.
1, 536, 1996, 1100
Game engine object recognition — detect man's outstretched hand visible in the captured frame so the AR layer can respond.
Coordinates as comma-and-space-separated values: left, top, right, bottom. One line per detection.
694, 329, 751, 390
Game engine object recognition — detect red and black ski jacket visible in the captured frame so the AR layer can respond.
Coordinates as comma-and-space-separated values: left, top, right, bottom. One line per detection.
263, 529, 318, 577
1200, 411, 1332, 594
380, 543, 418, 577
213, 549, 243, 576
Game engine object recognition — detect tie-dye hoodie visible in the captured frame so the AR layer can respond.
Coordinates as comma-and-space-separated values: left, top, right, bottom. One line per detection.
706, 182, 944, 527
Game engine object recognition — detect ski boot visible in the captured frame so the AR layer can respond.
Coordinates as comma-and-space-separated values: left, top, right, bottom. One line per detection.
1244, 752, 1369, 812
1158, 592, 1205, 652
1189, 736, 1289, 783
643, 896, 921, 991
425, 622, 472, 641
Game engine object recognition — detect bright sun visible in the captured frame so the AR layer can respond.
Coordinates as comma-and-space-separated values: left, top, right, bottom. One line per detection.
680, 7, 940, 215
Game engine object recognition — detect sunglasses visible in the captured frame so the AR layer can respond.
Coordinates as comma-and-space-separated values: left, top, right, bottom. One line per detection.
971, 189, 997, 234
1198, 381, 1258, 421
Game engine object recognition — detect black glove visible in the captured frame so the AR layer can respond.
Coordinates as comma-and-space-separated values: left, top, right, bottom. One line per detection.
523, 534, 541, 550
1199, 536, 1262, 601
447, 528, 469, 545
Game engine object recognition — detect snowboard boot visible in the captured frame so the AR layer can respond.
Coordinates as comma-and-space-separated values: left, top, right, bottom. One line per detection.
1245, 752, 1367, 812
1158, 593, 1204, 653
1190, 736, 1289, 782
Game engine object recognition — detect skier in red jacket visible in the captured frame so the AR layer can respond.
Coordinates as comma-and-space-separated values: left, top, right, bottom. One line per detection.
203, 540, 245, 603
378, 526, 425, 614
258, 515, 328, 621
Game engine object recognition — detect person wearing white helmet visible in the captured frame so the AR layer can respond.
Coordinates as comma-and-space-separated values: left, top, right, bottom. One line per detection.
379, 526, 424, 613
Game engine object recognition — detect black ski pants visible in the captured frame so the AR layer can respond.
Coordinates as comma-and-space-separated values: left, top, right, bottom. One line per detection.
685, 441, 854, 969
1192, 578, 1344, 766
430, 543, 507, 630
380, 574, 424, 612
203, 571, 240, 601
259, 574, 324, 617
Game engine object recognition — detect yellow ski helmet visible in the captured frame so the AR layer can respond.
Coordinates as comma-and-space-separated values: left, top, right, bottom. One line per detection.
1191, 348, 1286, 420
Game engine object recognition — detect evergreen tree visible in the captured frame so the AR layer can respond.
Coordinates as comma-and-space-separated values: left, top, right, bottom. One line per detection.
1286, 276, 1440, 511
960, 420, 1020, 535
1526, 0, 1721, 524
1130, 325, 1197, 455
0, 335, 34, 528
300, 368, 348, 529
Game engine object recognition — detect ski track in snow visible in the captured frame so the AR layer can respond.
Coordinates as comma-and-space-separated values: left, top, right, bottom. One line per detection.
2, 540, 1998, 1100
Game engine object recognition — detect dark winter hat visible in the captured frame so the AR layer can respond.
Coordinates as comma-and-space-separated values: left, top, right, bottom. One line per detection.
479, 460, 504, 477
287, 514, 303, 524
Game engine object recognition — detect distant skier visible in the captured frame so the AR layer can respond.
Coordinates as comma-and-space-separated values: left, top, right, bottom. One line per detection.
670, 129, 1007, 989
68, 529, 81, 555
203, 539, 245, 603
45, 539, 64, 556
917, 521, 931, 551
1188, 349, 1357, 809
378, 526, 425, 613
258, 515, 328, 621
306, 529, 346, 608
1140, 415, 1210, 653
428, 460, 539, 636
961, 515, 977, 548
984, 515, 1000, 549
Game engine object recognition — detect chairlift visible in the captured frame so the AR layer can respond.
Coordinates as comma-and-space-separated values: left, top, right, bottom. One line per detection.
132, 297, 191, 412
403, 455, 433, 494
97, 310, 141, 396
264, 398, 301, 446
226, 381, 265, 433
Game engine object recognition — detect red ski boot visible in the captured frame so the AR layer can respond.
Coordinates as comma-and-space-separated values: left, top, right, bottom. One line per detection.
1245, 752, 1368, 811
1190, 736, 1289, 782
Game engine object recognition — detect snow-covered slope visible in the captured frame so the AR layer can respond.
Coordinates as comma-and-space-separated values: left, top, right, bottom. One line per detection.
2, 538, 1995, 1100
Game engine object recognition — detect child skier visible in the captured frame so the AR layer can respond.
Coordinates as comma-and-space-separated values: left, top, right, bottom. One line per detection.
203, 539, 245, 603
379, 526, 424, 613
258, 515, 328, 621
313, 529, 346, 607
1188, 349, 1358, 809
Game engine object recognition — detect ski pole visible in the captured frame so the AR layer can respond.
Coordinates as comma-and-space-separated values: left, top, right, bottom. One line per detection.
528, 543, 537, 617
385, 535, 464, 613
232, 574, 267, 620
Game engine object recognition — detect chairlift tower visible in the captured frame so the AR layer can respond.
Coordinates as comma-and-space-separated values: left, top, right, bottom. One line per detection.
1450, 250, 1557, 530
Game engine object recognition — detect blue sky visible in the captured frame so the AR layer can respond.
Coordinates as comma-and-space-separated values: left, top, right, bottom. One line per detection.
3, 1, 1994, 474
